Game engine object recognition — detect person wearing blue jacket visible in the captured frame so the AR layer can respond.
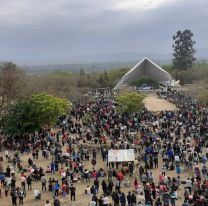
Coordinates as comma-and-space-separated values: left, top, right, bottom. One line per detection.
53, 181, 60, 197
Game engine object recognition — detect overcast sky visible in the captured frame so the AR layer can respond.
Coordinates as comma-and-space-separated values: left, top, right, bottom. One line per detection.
0, 0, 207, 64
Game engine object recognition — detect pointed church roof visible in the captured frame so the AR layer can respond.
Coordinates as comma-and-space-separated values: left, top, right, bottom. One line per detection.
114, 57, 180, 90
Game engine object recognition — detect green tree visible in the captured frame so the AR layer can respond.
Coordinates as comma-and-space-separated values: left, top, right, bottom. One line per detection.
97, 73, 106, 87
115, 92, 144, 113
104, 70, 109, 81
172, 29, 196, 70
79, 68, 86, 77
1, 93, 70, 137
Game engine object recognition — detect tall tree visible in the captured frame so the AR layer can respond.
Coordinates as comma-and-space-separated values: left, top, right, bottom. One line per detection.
172, 29, 196, 70
104, 70, 109, 81
79, 68, 86, 77
1, 93, 70, 137
0, 62, 27, 103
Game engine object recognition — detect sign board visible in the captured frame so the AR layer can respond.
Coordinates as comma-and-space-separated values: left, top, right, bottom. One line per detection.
108, 149, 135, 162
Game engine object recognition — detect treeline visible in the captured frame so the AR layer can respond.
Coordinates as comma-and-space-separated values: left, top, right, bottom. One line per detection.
0, 62, 129, 105
1, 60, 208, 106
162, 61, 208, 86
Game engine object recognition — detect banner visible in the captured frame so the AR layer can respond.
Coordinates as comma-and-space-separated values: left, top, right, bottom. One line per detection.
108, 149, 135, 162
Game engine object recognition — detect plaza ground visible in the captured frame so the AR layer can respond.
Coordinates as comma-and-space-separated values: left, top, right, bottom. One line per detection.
0, 94, 191, 206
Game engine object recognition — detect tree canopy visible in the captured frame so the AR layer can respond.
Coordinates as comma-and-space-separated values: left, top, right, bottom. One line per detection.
115, 92, 144, 113
172, 29, 196, 70
1, 93, 70, 137
0, 62, 27, 103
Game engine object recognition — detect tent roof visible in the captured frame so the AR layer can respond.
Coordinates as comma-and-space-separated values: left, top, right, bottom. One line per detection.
114, 57, 180, 90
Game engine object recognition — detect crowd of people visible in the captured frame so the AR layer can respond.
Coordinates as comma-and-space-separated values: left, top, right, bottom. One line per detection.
0, 89, 207, 206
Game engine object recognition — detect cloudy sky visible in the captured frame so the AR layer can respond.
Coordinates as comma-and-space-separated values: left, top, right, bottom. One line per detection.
0, 0, 207, 64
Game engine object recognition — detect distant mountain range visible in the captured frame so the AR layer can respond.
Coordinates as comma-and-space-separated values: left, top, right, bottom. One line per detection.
20, 50, 208, 74
21, 60, 169, 74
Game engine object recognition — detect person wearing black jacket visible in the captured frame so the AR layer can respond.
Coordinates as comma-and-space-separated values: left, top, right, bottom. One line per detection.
11, 177, 16, 188
53, 198, 60, 206
108, 180, 113, 195
127, 191, 133, 206
98, 196, 103, 206
69, 184, 76, 201
101, 180, 107, 196
132, 193, 136, 205
92, 194, 98, 206
94, 178, 99, 194
10, 188, 17, 206
113, 192, 120, 206
120, 192, 126, 206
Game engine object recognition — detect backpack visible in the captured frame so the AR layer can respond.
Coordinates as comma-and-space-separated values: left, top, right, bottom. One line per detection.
18, 191, 25, 198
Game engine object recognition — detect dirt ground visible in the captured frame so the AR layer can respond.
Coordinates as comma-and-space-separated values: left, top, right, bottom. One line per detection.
0, 95, 193, 206
1, 147, 189, 206
143, 94, 177, 111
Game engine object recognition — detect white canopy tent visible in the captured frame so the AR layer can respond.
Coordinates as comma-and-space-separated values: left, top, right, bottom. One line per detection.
108, 149, 135, 162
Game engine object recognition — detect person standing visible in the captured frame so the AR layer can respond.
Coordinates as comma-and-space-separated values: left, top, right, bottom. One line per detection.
94, 178, 99, 194
51, 161, 55, 175
108, 169, 113, 182
5, 150, 9, 160
61, 182, 67, 197
92, 194, 98, 206
70, 184, 76, 201
134, 179, 138, 190
10, 188, 17, 206
185, 178, 192, 194
20, 175, 26, 192
202, 165, 207, 179
53, 181, 60, 197
154, 155, 159, 168
98, 196, 103, 206
141, 173, 147, 187
84, 169, 90, 182
132, 193, 136, 205
108, 180, 113, 195
26, 175, 32, 190
18, 188, 25, 205
120, 192, 126, 206
41, 174, 47, 191
103, 194, 109, 206
113, 192, 120, 206
5, 184, 9, 197
169, 190, 176, 206
102, 180, 108, 196
127, 192, 133, 206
